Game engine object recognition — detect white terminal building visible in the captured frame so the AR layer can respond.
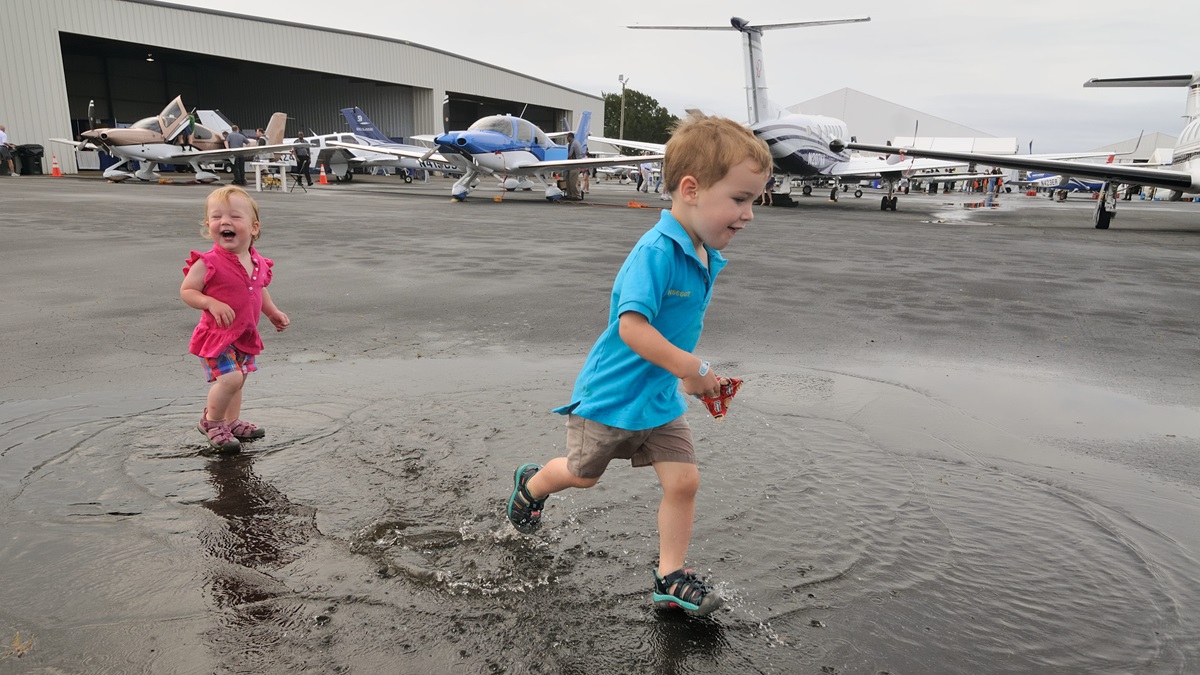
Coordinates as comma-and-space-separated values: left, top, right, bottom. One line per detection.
0, 0, 602, 173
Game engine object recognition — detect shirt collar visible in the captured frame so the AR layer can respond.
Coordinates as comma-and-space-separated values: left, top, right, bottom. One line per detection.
652, 209, 728, 273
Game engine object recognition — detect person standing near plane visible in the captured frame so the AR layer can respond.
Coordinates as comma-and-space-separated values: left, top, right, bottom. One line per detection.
294, 133, 313, 186
565, 132, 584, 200
224, 125, 249, 186
0, 124, 16, 176
505, 112, 772, 617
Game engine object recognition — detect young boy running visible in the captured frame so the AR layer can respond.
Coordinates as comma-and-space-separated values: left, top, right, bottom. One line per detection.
507, 113, 772, 617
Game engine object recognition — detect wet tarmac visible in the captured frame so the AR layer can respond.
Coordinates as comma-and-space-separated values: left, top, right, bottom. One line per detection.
2, 174, 1199, 673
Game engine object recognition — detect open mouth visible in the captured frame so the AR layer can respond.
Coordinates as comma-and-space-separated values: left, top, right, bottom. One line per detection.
220, 228, 236, 241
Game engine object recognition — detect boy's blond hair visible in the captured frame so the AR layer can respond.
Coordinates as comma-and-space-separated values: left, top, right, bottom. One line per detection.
200, 185, 261, 242
662, 113, 772, 194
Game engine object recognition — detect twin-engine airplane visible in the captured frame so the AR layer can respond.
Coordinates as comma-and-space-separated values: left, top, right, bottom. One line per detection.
52, 97, 300, 183
842, 73, 1200, 228
300, 107, 462, 182
329, 109, 654, 201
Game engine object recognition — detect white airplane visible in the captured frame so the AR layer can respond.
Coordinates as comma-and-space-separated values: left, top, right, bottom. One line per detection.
299, 107, 463, 182
330, 110, 654, 201
843, 73, 1200, 229
599, 17, 1094, 212
51, 97, 300, 183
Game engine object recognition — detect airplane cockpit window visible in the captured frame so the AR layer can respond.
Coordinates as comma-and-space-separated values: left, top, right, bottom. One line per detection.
339, 135, 357, 144
191, 126, 213, 140
161, 102, 184, 126
535, 128, 552, 148
515, 119, 534, 144
131, 117, 162, 133
468, 116, 515, 138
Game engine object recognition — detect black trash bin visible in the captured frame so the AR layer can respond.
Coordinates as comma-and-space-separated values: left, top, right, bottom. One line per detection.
17, 144, 44, 175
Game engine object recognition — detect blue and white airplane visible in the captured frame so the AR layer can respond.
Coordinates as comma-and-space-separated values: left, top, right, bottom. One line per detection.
330, 110, 647, 200
300, 107, 462, 182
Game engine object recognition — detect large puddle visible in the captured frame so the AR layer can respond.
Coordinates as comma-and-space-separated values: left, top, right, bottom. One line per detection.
2, 354, 1198, 673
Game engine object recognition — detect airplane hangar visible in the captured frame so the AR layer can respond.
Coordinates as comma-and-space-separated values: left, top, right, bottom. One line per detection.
2, 0, 602, 173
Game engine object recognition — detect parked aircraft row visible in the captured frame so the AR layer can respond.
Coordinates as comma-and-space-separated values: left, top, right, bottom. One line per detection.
47, 16, 1200, 229
51, 98, 298, 183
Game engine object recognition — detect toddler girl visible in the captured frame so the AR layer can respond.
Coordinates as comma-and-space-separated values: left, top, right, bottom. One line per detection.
181, 186, 289, 452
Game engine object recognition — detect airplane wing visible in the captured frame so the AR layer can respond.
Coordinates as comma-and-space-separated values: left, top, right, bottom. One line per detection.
329, 140, 452, 163
588, 135, 665, 154
165, 143, 305, 162
508, 155, 664, 171
844, 142, 1194, 191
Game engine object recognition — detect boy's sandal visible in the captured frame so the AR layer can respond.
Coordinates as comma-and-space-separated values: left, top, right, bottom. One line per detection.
198, 419, 242, 453
653, 568, 724, 617
228, 419, 265, 441
507, 463, 546, 534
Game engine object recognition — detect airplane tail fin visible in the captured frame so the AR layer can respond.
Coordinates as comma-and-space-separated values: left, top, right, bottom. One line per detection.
265, 112, 287, 145
575, 111, 592, 155
340, 107, 392, 143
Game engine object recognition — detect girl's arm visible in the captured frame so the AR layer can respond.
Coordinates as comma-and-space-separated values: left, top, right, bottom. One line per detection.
261, 288, 289, 332
618, 311, 719, 398
180, 259, 235, 328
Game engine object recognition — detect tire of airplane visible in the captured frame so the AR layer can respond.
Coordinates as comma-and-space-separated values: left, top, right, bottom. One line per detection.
802, 185, 812, 196
854, 189, 863, 198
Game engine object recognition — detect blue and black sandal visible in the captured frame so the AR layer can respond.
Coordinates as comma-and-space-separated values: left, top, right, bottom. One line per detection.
653, 568, 724, 617
507, 463, 546, 534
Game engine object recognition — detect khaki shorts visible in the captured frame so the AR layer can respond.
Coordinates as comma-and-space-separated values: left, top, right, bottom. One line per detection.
566, 414, 695, 479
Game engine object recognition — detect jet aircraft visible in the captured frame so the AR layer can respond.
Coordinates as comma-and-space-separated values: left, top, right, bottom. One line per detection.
841, 73, 1200, 228
51, 97, 299, 183
595, 17, 1011, 212
300, 107, 463, 182
330, 110, 652, 200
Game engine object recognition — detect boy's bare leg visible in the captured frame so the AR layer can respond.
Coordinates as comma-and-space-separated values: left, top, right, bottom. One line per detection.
653, 461, 700, 576
525, 457, 598, 498
205, 371, 244, 422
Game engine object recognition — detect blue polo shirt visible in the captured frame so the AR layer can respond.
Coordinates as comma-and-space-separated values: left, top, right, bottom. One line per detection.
553, 210, 727, 430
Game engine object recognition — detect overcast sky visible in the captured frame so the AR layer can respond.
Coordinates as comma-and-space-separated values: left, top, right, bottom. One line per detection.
163, 0, 1200, 152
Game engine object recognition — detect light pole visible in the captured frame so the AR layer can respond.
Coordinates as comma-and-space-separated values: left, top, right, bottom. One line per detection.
618, 74, 629, 140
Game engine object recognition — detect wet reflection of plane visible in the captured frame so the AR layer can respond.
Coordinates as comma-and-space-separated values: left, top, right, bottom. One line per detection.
51, 97, 299, 183
330, 110, 654, 201
844, 73, 1200, 228
301, 107, 462, 182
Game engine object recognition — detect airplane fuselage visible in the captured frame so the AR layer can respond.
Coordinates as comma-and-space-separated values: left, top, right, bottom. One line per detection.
752, 113, 851, 177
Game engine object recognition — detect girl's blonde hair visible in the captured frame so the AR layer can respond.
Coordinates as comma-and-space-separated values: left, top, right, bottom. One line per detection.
200, 185, 261, 242
661, 112, 772, 194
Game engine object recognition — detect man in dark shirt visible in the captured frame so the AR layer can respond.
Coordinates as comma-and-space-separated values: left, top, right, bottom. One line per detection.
224, 124, 249, 185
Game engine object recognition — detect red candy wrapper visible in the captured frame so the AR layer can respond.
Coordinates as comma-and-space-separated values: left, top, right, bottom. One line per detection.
700, 377, 743, 421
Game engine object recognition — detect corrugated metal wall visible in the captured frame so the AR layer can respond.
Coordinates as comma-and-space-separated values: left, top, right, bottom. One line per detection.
0, 0, 601, 172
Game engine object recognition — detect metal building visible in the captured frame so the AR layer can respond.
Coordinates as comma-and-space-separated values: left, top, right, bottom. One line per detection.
1, 0, 602, 173
789, 87, 998, 145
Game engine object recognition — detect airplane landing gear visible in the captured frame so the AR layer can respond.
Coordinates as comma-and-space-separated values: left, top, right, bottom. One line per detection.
802, 185, 812, 196
829, 186, 839, 202
854, 189, 863, 198
1094, 181, 1117, 229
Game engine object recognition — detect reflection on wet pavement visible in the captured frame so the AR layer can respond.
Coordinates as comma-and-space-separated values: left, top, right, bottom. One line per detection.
2, 354, 1198, 673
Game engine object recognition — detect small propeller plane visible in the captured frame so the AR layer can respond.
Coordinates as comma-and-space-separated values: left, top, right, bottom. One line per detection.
299, 107, 463, 182
51, 97, 301, 183
330, 109, 657, 201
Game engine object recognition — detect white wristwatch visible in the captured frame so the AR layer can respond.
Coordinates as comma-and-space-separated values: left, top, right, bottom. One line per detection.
698, 360, 711, 377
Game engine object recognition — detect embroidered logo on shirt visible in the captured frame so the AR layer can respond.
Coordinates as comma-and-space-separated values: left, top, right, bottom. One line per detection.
667, 289, 691, 298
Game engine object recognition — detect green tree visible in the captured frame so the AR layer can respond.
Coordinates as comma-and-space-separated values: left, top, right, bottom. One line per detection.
602, 89, 679, 147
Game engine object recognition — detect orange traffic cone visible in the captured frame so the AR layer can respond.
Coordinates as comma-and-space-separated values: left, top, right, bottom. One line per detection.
51, 155, 62, 177
318, 165, 329, 185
